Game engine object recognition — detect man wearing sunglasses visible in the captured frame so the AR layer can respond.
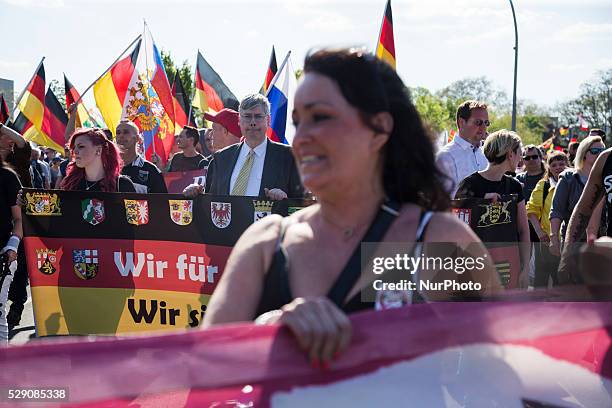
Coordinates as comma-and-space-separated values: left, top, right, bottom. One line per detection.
517, 145, 545, 203
436, 100, 489, 197
557, 131, 611, 283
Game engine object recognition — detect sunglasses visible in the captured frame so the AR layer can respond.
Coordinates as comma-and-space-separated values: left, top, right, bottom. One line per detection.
588, 147, 605, 155
469, 119, 490, 127
523, 154, 540, 161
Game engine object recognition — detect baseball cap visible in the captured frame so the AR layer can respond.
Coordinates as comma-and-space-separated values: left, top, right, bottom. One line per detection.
204, 108, 242, 138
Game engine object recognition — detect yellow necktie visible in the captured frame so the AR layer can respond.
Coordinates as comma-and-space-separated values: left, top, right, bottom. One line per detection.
231, 150, 255, 195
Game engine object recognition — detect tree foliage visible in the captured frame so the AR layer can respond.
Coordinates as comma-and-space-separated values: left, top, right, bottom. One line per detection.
556, 69, 612, 135
49, 79, 66, 111
160, 50, 202, 125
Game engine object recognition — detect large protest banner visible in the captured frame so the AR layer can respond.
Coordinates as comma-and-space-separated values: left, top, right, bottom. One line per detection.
451, 195, 521, 288
2, 302, 610, 406
21, 189, 310, 336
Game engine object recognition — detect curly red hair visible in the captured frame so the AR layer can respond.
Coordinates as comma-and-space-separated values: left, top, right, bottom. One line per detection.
61, 128, 123, 192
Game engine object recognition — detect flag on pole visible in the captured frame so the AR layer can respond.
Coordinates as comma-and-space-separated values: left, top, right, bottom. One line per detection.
259, 46, 278, 94
40, 89, 68, 152
375, 0, 396, 70
17, 60, 46, 131
121, 25, 176, 163
0, 94, 9, 123
266, 51, 297, 145
93, 38, 141, 137
64, 74, 100, 128
192, 51, 239, 114
171, 74, 195, 135
11, 112, 42, 142
578, 114, 589, 131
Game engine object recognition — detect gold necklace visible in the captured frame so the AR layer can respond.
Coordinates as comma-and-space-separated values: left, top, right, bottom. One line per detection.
85, 179, 101, 190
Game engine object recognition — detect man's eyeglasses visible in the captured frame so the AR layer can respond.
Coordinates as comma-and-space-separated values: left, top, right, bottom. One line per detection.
240, 113, 267, 122
469, 119, 490, 127
588, 147, 605, 155
523, 154, 540, 161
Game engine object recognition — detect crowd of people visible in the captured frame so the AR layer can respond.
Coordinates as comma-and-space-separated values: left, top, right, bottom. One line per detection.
1, 49, 611, 357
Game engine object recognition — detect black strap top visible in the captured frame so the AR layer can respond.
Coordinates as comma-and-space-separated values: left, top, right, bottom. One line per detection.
254, 203, 433, 317
603, 151, 612, 237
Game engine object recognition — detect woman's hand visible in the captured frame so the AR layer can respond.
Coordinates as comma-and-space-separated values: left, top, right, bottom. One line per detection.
549, 235, 561, 256
484, 193, 501, 202
1, 249, 17, 264
258, 297, 352, 367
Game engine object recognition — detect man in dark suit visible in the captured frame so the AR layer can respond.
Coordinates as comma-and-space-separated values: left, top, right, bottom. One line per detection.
187, 94, 304, 199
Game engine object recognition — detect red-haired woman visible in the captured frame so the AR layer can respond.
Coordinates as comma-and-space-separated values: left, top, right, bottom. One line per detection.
61, 128, 135, 192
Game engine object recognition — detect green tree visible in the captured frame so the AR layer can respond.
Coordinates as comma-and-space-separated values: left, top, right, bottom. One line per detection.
436, 76, 510, 112
49, 79, 66, 111
160, 50, 201, 125
556, 69, 612, 136
410, 87, 454, 133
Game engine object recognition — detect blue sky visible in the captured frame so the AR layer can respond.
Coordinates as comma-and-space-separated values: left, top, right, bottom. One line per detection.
1, 0, 611, 112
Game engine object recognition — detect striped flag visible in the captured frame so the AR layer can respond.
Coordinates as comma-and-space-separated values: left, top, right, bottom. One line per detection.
192, 51, 239, 114
0, 94, 8, 123
40, 89, 68, 151
17, 59, 46, 131
375, 0, 396, 70
266, 52, 297, 145
121, 25, 176, 163
171, 74, 195, 135
11, 112, 41, 142
93, 38, 141, 137
259, 46, 278, 94
64, 74, 100, 129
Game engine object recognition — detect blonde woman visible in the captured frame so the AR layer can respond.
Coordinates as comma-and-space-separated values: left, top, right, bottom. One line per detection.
526, 151, 569, 287
549, 136, 606, 256
455, 129, 531, 287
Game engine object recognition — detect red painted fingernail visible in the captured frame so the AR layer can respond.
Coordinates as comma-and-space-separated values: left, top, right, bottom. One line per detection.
321, 361, 330, 370
311, 359, 320, 369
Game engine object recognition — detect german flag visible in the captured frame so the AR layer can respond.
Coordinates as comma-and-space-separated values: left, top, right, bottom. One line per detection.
65, 74, 99, 128
41, 89, 68, 151
171, 74, 195, 135
260, 46, 278, 94
0, 94, 9, 124
192, 51, 239, 114
11, 112, 51, 150
17, 59, 46, 130
375, 0, 396, 70
93, 39, 141, 136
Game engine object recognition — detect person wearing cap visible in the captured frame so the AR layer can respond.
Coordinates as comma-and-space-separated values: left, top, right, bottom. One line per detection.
167, 126, 206, 172
205, 108, 242, 152
184, 93, 304, 200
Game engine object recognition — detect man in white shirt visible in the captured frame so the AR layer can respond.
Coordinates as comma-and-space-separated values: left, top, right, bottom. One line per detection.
436, 100, 490, 197
187, 94, 303, 199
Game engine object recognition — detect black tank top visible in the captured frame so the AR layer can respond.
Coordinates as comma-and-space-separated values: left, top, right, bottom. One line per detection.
254, 203, 433, 317
603, 151, 612, 237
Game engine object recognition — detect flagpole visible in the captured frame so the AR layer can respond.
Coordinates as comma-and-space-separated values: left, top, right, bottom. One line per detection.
69, 34, 142, 110
142, 21, 157, 156
9, 56, 45, 123
265, 51, 291, 98
187, 51, 198, 127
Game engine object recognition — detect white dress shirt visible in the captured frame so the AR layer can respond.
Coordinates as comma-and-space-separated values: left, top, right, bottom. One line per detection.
436, 134, 488, 197
229, 139, 268, 197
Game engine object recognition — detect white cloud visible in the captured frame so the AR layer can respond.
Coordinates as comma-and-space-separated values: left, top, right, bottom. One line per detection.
2, 0, 64, 7
552, 22, 612, 43
550, 63, 585, 72
303, 13, 355, 32
0, 60, 31, 71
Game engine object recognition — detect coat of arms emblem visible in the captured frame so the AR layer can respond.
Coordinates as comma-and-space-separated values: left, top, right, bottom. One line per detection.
169, 200, 193, 226
36, 248, 58, 275
124, 199, 149, 225
72, 249, 98, 280
211, 202, 231, 229
253, 200, 274, 222
25, 192, 61, 216
82, 199, 105, 226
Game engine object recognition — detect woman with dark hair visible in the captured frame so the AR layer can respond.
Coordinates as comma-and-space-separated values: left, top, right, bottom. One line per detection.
61, 128, 135, 192
455, 130, 531, 287
203, 49, 501, 365
526, 151, 569, 287
0, 154, 22, 342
